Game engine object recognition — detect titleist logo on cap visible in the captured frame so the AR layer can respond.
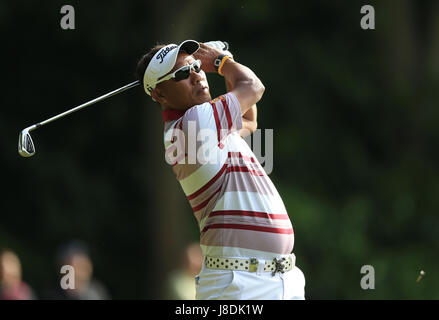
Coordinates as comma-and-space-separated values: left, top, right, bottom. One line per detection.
156, 45, 178, 64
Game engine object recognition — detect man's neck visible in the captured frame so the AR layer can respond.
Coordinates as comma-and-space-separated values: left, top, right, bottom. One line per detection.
161, 109, 185, 122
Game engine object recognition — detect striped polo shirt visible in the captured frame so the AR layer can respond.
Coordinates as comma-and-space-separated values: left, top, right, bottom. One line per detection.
163, 92, 294, 260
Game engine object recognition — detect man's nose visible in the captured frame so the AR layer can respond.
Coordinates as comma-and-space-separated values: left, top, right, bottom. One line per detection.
190, 69, 203, 83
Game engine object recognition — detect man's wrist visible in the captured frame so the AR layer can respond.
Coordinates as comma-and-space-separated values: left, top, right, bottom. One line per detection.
214, 54, 232, 76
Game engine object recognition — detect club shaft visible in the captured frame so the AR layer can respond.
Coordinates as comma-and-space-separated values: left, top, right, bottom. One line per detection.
28, 80, 140, 132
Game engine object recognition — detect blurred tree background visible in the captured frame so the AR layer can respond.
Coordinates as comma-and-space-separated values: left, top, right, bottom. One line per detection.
1, 0, 438, 299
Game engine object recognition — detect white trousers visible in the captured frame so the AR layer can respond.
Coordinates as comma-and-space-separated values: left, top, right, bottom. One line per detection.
195, 261, 306, 300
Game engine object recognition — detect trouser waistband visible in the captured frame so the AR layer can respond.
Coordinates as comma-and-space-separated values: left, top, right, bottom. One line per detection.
204, 253, 295, 276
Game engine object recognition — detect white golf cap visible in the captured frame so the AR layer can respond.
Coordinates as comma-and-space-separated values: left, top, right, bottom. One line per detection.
143, 40, 200, 95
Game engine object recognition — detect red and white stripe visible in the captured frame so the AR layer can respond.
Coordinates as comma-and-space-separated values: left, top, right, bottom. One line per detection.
163, 93, 295, 257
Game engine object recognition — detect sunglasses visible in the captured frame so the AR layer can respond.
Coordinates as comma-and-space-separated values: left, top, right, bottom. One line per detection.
156, 59, 202, 85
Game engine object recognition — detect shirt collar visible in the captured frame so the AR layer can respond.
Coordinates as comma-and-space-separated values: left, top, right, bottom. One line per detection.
161, 109, 185, 122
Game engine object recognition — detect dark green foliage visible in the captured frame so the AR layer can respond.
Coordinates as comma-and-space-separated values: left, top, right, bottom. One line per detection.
1, 0, 438, 299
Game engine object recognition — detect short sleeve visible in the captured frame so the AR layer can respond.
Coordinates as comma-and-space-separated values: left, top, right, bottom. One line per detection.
164, 93, 243, 166
210, 92, 243, 133
181, 92, 242, 145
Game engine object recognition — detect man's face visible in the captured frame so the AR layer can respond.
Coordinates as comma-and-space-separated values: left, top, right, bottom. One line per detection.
154, 52, 211, 110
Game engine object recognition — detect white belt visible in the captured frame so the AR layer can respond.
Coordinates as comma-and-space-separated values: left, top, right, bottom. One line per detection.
204, 254, 295, 276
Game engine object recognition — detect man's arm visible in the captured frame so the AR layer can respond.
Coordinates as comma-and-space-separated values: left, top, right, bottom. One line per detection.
194, 43, 265, 115
225, 78, 257, 137
241, 105, 257, 137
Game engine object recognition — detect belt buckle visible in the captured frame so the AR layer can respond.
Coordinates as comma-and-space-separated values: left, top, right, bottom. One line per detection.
271, 258, 286, 276
249, 258, 258, 272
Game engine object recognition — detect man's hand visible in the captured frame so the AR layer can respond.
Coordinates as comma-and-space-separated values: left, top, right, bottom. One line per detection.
193, 43, 225, 73
203, 41, 233, 58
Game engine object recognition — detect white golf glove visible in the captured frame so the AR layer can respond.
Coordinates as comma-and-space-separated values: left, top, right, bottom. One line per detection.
204, 40, 234, 59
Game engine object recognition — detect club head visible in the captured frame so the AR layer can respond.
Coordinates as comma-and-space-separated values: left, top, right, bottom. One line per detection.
18, 129, 35, 157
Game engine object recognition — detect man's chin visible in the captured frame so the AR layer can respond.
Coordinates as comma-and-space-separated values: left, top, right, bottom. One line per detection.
195, 92, 212, 105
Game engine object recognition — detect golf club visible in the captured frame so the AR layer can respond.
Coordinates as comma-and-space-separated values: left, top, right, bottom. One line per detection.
18, 40, 230, 158
18, 80, 140, 157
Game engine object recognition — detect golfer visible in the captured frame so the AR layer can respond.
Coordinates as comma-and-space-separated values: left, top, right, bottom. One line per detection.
136, 40, 305, 299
